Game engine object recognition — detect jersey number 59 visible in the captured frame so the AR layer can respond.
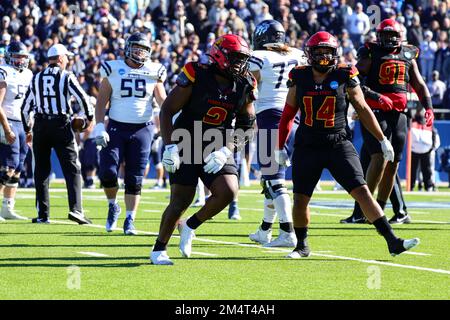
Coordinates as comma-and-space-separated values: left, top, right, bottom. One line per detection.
120, 79, 147, 98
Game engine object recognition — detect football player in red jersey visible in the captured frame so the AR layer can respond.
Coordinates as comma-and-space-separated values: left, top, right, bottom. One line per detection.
150, 34, 257, 265
276, 31, 419, 258
342, 19, 434, 224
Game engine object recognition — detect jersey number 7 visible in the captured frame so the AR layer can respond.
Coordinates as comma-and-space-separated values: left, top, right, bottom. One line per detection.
303, 96, 336, 128
273, 60, 298, 89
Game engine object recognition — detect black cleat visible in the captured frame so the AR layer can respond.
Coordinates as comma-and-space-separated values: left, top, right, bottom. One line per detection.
32, 217, 50, 224
286, 246, 311, 258
340, 215, 367, 224
388, 238, 420, 256
389, 214, 411, 224
68, 211, 92, 225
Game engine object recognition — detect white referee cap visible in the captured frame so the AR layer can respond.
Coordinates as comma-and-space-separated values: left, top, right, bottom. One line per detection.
48, 44, 74, 58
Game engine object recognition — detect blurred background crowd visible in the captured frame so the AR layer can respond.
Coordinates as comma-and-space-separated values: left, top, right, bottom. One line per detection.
1, 0, 450, 114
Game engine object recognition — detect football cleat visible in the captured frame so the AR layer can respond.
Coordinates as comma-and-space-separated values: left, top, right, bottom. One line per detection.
249, 227, 272, 245
106, 202, 121, 232
0, 216, 5, 222
31, 217, 50, 224
228, 200, 241, 220
340, 215, 367, 224
191, 198, 205, 207
150, 250, 174, 265
389, 214, 411, 224
286, 247, 311, 259
0, 204, 28, 220
389, 238, 420, 256
179, 219, 195, 258
264, 230, 296, 247
68, 211, 92, 225
123, 216, 137, 235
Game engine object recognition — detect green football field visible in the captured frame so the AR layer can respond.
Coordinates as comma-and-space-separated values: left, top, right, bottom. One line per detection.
0, 182, 449, 300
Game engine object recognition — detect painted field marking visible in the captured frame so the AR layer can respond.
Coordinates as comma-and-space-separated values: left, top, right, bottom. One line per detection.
191, 251, 218, 257
402, 252, 431, 256
77, 251, 109, 257
49, 219, 449, 275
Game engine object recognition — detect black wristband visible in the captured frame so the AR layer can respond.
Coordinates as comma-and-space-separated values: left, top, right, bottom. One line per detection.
421, 96, 432, 110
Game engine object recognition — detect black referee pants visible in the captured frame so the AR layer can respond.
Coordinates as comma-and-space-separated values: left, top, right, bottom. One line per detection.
33, 116, 82, 219
411, 151, 433, 190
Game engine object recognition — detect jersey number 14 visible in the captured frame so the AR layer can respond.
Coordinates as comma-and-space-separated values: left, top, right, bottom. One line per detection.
303, 96, 336, 128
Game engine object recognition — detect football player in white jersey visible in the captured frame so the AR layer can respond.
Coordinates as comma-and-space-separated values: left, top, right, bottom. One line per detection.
0, 41, 33, 221
94, 33, 167, 235
248, 20, 307, 247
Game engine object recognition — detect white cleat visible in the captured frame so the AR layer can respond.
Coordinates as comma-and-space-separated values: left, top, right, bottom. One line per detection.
191, 198, 205, 207
249, 228, 272, 245
179, 219, 195, 258
390, 238, 421, 257
264, 230, 296, 248
1, 205, 28, 220
150, 250, 174, 265
0, 216, 5, 222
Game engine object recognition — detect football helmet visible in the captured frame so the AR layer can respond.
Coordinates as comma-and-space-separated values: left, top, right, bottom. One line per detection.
252, 20, 285, 50
376, 19, 402, 50
208, 34, 251, 77
5, 41, 29, 71
305, 31, 339, 73
125, 32, 152, 65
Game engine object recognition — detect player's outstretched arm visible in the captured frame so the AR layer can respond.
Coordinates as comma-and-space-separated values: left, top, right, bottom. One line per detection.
348, 85, 394, 161
153, 81, 167, 109
409, 59, 434, 126
0, 81, 15, 144
160, 84, 192, 145
94, 78, 112, 125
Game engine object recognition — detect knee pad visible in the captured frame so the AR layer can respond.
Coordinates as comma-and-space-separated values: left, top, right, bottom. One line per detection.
5, 175, 19, 188
100, 178, 119, 189
261, 178, 288, 200
125, 184, 142, 195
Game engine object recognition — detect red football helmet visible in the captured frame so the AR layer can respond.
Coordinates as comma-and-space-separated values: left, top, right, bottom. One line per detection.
305, 31, 339, 73
209, 34, 251, 77
376, 19, 402, 49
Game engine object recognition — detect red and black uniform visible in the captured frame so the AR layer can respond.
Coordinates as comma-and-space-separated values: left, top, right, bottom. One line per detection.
287, 64, 366, 197
171, 62, 256, 187
358, 42, 419, 161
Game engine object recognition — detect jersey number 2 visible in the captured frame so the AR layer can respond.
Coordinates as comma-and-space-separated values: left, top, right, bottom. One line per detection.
120, 79, 147, 98
303, 96, 336, 128
203, 107, 228, 125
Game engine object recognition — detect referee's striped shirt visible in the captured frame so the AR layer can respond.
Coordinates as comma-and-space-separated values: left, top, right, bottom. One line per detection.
21, 64, 94, 132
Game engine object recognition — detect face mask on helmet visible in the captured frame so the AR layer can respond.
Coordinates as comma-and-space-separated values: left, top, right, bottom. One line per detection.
308, 47, 337, 73
227, 51, 250, 76
6, 53, 29, 70
378, 31, 401, 49
126, 43, 151, 65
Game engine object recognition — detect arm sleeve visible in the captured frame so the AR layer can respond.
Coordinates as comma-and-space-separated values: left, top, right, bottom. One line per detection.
249, 55, 264, 72
68, 73, 94, 121
100, 61, 112, 78
21, 79, 35, 133
278, 103, 298, 149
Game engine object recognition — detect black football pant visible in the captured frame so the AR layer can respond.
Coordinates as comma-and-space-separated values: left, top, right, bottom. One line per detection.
352, 143, 408, 218
410, 151, 433, 190
33, 116, 82, 219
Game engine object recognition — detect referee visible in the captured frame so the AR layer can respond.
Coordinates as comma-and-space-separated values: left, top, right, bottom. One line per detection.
21, 44, 94, 224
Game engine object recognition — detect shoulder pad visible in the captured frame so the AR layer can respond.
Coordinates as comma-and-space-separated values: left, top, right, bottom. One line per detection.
176, 62, 197, 87
100, 60, 114, 77
337, 63, 359, 78
357, 44, 372, 60
287, 66, 308, 87
403, 45, 420, 60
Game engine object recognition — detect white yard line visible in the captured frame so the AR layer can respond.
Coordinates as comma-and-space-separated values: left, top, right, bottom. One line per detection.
49, 219, 449, 275
401, 252, 431, 256
191, 252, 218, 257
77, 251, 109, 257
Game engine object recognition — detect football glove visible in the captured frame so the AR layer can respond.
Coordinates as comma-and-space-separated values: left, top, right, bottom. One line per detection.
425, 109, 434, 127
274, 149, 291, 167
162, 144, 180, 173
203, 146, 232, 174
93, 122, 109, 148
378, 94, 394, 112
380, 137, 395, 162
